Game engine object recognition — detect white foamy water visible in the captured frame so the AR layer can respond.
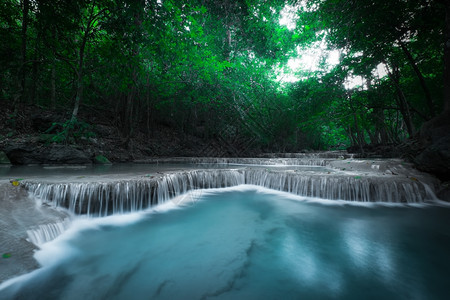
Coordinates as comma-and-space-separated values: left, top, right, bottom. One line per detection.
21, 167, 437, 218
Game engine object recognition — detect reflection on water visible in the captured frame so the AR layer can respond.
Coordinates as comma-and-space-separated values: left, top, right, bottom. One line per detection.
1, 186, 449, 299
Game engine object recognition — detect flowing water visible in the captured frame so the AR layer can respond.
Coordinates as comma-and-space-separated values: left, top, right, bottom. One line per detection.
20, 167, 435, 217
0, 158, 447, 299
1, 186, 449, 299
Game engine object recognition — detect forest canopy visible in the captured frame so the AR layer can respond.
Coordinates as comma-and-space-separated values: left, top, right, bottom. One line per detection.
1, 0, 448, 154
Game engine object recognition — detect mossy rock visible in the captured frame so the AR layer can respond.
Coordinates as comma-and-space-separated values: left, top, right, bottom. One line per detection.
94, 155, 112, 164
39, 134, 54, 143
0, 151, 11, 164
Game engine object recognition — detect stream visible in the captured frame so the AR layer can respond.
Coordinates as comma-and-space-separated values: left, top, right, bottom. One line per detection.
0, 157, 448, 299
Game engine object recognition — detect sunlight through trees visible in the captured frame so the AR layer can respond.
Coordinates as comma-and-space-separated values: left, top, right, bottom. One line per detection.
0, 0, 447, 152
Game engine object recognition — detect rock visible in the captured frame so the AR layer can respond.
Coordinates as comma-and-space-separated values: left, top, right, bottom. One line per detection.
347, 143, 401, 158
414, 135, 450, 181
4, 143, 40, 164
94, 124, 114, 136
46, 145, 92, 164
436, 182, 450, 201
38, 134, 54, 143
428, 125, 450, 144
31, 112, 63, 133
4, 143, 91, 165
0, 151, 11, 164
94, 155, 111, 164
419, 110, 450, 141
404, 110, 450, 182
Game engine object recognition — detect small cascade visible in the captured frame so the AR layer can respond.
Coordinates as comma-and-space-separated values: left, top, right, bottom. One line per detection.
26, 218, 71, 246
23, 168, 437, 217
139, 157, 330, 166
257, 151, 356, 159
154, 170, 245, 203
27, 181, 157, 216
25, 170, 245, 216
244, 170, 431, 203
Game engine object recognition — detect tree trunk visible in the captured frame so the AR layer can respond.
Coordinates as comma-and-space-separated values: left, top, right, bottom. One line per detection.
71, 63, 84, 122
398, 40, 435, 118
21, 0, 29, 101
51, 58, 56, 109
146, 74, 152, 138
395, 90, 415, 137
14, 0, 29, 111
71, 21, 90, 122
386, 64, 415, 137
30, 32, 40, 105
444, 0, 450, 112
347, 127, 358, 147
30, 63, 38, 105
122, 2, 145, 147
124, 85, 135, 140
374, 107, 389, 144
353, 113, 365, 156
70, 5, 107, 121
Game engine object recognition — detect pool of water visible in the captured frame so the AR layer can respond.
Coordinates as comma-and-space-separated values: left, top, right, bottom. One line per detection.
1, 186, 449, 299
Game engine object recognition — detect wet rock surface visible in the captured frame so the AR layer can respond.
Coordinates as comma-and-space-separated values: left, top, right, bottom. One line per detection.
0, 181, 69, 283
401, 111, 450, 182
414, 135, 450, 181
4, 143, 92, 165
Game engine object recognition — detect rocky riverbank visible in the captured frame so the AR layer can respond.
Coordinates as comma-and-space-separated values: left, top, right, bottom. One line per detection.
1, 105, 449, 183
0, 181, 69, 284
0, 105, 260, 165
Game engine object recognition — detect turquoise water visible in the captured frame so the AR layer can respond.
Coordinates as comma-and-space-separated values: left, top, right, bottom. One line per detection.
1, 186, 450, 299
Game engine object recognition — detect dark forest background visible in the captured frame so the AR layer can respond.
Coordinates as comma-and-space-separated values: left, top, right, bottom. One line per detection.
1, 0, 449, 161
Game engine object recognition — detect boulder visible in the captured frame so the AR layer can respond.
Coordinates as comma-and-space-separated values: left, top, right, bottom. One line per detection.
0, 151, 11, 164
94, 155, 112, 164
46, 145, 92, 164
31, 112, 64, 133
414, 134, 450, 181
4, 143, 41, 164
409, 110, 450, 182
4, 143, 91, 165
436, 182, 450, 202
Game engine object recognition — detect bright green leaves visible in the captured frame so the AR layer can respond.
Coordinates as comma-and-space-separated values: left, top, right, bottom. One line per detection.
198, 5, 207, 15
3, 0, 441, 153
283, 0, 445, 150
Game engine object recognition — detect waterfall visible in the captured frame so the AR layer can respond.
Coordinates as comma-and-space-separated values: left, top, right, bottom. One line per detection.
26, 218, 71, 246
138, 157, 330, 166
257, 151, 356, 159
24, 170, 245, 216
22, 168, 437, 217
154, 170, 244, 204
244, 170, 429, 203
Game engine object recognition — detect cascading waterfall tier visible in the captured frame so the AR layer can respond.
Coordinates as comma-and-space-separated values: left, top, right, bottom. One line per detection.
257, 151, 357, 159
136, 157, 330, 166
26, 218, 71, 246
23, 169, 437, 217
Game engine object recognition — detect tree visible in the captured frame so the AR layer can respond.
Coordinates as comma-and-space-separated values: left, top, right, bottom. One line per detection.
0, 0, 445, 153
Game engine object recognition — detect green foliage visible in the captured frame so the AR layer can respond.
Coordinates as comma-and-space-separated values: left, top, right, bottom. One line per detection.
0, 151, 11, 164
46, 119, 95, 144
94, 155, 111, 164
0, 0, 445, 153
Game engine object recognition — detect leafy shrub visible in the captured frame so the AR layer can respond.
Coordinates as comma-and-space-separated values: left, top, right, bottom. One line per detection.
45, 118, 96, 144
